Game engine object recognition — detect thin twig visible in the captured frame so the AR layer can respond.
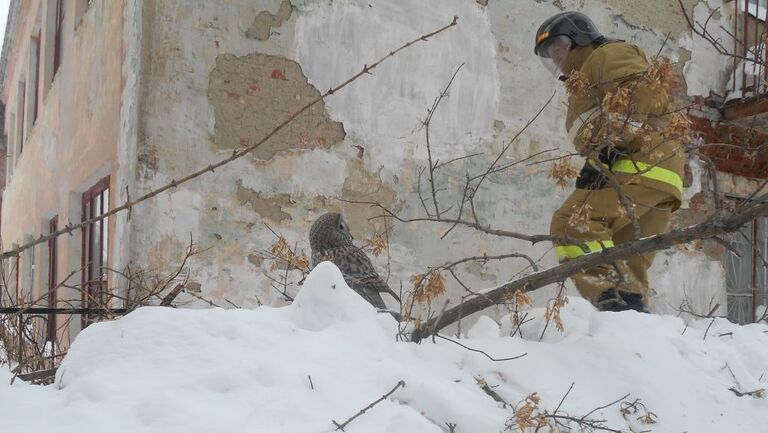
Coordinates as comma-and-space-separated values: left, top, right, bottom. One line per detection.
434, 334, 527, 361
332, 380, 406, 431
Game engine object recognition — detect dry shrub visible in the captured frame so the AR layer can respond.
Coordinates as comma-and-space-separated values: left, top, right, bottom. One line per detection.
548, 157, 578, 189
564, 70, 590, 97
578, 114, 629, 149
268, 236, 310, 272
506, 289, 533, 332
643, 57, 677, 91
506, 393, 547, 431
602, 87, 632, 114
364, 232, 388, 257
545, 294, 569, 332
666, 112, 693, 139
409, 270, 447, 304
620, 398, 659, 426
508, 289, 533, 308
568, 202, 593, 233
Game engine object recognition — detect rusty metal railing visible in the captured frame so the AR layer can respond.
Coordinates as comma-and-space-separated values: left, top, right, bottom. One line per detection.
732, 0, 768, 98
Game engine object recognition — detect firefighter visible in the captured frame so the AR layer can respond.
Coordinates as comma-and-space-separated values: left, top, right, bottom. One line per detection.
534, 11, 684, 312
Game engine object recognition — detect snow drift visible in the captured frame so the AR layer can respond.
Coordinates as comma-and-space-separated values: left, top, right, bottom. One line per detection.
2, 262, 768, 432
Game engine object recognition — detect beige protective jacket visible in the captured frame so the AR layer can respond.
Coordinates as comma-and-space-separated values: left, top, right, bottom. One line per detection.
563, 42, 684, 207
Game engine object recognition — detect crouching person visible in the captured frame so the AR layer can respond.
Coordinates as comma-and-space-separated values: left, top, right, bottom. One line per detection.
534, 11, 684, 312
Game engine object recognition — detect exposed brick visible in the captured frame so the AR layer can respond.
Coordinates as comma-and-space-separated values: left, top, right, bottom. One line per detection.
690, 115, 768, 179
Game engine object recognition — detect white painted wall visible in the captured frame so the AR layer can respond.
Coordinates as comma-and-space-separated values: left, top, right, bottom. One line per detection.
126, 0, 727, 320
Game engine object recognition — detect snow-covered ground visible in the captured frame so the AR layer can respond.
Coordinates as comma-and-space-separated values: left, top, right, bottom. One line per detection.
2, 262, 767, 433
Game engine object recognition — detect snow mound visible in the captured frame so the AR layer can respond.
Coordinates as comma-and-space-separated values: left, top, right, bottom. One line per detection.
2, 262, 768, 433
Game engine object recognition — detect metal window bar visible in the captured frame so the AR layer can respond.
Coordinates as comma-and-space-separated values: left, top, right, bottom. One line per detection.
733, 0, 768, 98
725, 216, 768, 324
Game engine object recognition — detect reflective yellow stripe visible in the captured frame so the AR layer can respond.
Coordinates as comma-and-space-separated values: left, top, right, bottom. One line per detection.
611, 160, 683, 194
555, 240, 615, 260
588, 158, 609, 170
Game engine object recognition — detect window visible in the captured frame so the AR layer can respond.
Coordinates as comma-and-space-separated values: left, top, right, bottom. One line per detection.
47, 216, 58, 344
14, 253, 20, 303
32, 33, 41, 124
17, 81, 25, 155
81, 176, 110, 326
53, 0, 65, 76
725, 216, 768, 324
19, 235, 35, 302
7, 113, 14, 178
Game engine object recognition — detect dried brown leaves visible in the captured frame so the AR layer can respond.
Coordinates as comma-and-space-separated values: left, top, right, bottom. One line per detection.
506, 289, 533, 332
620, 399, 658, 426
548, 157, 578, 189
268, 236, 310, 272
544, 294, 569, 332
577, 114, 629, 150
564, 70, 590, 98
666, 112, 693, 139
410, 270, 447, 304
643, 57, 677, 92
506, 393, 547, 431
364, 232, 388, 257
602, 87, 632, 114
568, 202, 593, 233
508, 289, 533, 309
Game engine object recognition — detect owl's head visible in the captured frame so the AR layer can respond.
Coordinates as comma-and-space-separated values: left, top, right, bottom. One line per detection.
309, 212, 354, 249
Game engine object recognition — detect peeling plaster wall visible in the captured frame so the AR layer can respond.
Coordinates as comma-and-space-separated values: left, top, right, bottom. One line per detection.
131, 0, 724, 318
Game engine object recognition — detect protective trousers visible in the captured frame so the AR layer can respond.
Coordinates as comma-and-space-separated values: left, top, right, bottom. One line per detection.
549, 185, 676, 306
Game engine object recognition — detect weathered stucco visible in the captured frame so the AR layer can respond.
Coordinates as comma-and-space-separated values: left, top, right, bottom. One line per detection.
3, 0, 758, 338
603, 0, 701, 35
124, 0, 732, 315
246, 0, 293, 41
208, 52, 345, 160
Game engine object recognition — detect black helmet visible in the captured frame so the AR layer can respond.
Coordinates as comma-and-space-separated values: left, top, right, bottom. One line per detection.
534, 11, 603, 57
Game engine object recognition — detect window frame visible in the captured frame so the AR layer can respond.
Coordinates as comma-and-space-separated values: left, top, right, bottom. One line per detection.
725, 215, 768, 324
47, 216, 58, 344
80, 176, 110, 327
53, 0, 65, 77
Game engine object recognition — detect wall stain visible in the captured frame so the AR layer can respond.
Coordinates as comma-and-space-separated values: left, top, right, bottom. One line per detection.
246, 0, 293, 41
208, 52, 345, 160
236, 180, 294, 222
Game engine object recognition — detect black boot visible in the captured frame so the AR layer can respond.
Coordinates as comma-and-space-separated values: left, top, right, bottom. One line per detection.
596, 289, 648, 313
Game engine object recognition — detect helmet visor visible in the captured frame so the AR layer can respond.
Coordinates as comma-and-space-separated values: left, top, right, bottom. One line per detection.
536, 35, 572, 76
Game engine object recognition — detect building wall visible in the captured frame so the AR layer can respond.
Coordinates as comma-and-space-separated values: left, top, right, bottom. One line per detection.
126, 0, 728, 320
0, 0, 128, 340
1, 0, 754, 340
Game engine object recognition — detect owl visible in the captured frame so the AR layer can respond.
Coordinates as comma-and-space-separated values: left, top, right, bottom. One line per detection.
308, 212, 400, 310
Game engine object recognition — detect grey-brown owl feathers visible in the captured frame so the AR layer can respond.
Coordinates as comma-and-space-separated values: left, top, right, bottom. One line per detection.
309, 212, 399, 310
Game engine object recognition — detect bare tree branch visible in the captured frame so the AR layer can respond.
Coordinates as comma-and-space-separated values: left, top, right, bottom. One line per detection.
412, 200, 768, 341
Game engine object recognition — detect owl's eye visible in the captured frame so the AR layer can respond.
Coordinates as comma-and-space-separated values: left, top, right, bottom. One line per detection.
339, 224, 345, 230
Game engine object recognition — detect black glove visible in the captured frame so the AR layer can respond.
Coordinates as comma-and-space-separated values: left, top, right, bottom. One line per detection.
575, 162, 608, 190
575, 147, 626, 190
598, 146, 624, 166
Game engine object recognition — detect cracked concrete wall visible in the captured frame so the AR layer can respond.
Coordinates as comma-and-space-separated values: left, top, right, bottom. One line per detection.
129, 0, 725, 318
